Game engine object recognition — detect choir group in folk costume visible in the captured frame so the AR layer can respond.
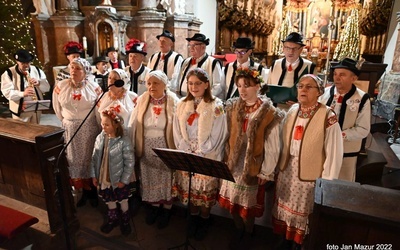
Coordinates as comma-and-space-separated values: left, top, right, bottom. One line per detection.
1, 31, 371, 248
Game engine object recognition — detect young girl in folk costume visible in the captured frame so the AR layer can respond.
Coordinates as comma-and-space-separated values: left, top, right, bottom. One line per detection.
172, 68, 228, 240
219, 67, 284, 248
90, 107, 135, 236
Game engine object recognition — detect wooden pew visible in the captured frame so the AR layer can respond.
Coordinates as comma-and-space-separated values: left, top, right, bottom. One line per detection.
308, 179, 400, 248
0, 118, 78, 236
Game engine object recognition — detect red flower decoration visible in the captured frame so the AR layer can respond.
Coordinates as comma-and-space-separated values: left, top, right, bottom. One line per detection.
153, 106, 162, 116
63, 41, 83, 54
125, 38, 146, 53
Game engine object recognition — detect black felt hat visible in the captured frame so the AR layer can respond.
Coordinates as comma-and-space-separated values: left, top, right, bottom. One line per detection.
186, 33, 209, 46
106, 47, 117, 54
233, 37, 255, 49
93, 56, 109, 65
281, 32, 306, 46
14, 49, 34, 62
331, 58, 361, 76
156, 30, 175, 42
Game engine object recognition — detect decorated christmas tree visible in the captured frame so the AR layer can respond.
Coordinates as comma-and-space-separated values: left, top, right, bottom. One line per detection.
0, 0, 38, 75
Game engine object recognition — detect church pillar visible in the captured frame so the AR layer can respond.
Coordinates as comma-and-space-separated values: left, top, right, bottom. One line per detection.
134, 0, 166, 59
391, 12, 400, 72
49, 15, 85, 65
31, 15, 54, 84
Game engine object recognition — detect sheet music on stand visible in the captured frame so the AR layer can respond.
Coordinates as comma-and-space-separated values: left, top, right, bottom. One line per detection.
22, 100, 51, 112
152, 148, 234, 182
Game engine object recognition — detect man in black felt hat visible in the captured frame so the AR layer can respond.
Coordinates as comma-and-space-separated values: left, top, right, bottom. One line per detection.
1, 49, 50, 123
147, 30, 183, 82
173, 33, 224, 98
267, 32, 317, 109
223, 37, 267, 100
124, 38, 151, 95
55, 41, 84, 84
106, 46, 125, 70
93, 55, 110, 91
319, 57, 370, 182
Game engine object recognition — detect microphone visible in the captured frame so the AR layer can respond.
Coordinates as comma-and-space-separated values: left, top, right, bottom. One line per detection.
106, 79, 124, 90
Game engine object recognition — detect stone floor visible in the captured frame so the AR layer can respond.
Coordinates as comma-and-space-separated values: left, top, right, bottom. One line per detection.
0, 192, 276, 250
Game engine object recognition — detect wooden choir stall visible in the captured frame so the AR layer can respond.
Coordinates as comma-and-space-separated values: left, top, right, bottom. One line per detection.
0, 118, 78, 239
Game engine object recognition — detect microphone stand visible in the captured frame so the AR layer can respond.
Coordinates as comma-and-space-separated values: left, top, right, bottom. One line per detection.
54, 83, 112, 249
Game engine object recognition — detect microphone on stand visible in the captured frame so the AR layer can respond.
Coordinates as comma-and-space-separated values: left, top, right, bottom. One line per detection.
53, 79, 124, 249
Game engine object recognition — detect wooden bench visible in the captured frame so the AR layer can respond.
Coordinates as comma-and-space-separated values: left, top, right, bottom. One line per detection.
0, 204, 39, 240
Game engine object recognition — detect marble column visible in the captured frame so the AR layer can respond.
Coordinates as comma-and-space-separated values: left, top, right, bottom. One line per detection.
49, 15, 85, 65
31, 15, 55, 84
134, 0, 166, 60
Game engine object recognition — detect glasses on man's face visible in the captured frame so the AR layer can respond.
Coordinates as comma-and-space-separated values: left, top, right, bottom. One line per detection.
234, 50, 248, 55
296, 84, 319, 90
187, 81, 204, 86
187, 43, 203, 48
283, 46, 301, 52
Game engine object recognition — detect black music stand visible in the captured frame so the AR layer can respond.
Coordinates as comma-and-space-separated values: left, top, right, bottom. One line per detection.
152, 148, 234, 250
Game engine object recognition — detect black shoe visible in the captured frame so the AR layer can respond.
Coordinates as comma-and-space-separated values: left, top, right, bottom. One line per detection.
145, 205, 159, 225
120, 211, 132, 236
187, 215, 199, 238
88, 186, 99, 207
101, 209, 119, 234
101, 221, 119, 234
229, 229, 244, 250
194, 217, 210, 241
76, 190, 88, 207
157, 208, 171, 229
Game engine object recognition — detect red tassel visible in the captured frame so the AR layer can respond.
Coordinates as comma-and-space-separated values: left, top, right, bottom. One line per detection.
191, 58, 197, 65
337, 95, 343, 103
293, 125, 303, 140
288, 64, 293, 71
187, 112, 199, 126
242, 117, 248, 133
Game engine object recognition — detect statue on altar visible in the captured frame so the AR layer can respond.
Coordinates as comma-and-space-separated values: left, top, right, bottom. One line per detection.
160, 0, 185, 16
100, 0, 112, 5
32, 0, 56, 16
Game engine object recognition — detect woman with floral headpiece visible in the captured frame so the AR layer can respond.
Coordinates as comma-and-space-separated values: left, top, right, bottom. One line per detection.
90, 107, 135, 236
218, 67, 284, 248
53, 58, 102, 208
172, 68, 228, 241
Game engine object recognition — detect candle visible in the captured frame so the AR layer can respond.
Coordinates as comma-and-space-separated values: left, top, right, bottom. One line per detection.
83, 36, 87, 50
113, 36, 118, 50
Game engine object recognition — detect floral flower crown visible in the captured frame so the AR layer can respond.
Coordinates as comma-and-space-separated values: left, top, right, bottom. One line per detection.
102, 107, 122, 124
63, 41, 83, 54
235, 67, 264, 84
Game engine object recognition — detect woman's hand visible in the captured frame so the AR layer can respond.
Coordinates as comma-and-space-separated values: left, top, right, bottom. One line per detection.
117, 182, 126, 189
92, 178, 98, 187
258, 177, 268, 186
